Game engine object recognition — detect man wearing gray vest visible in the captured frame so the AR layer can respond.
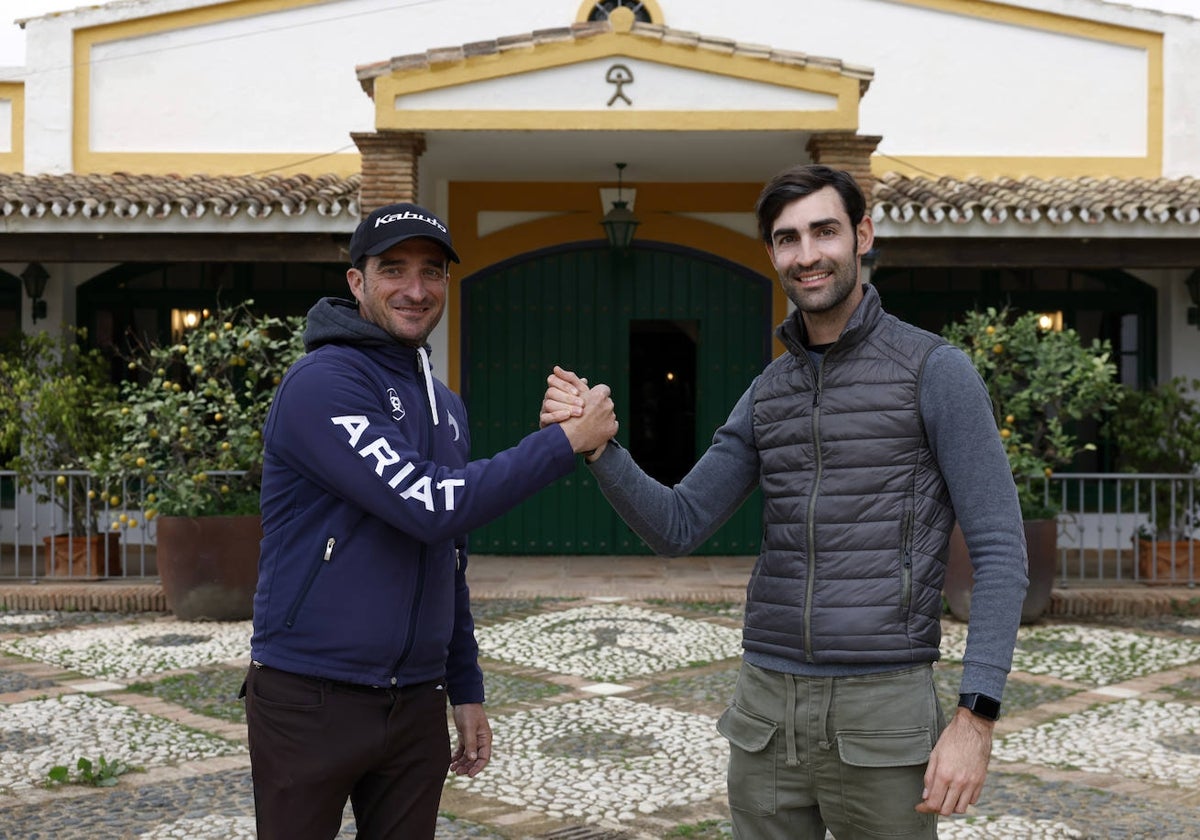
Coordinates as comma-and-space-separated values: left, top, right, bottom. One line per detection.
543, 164, 1028, 839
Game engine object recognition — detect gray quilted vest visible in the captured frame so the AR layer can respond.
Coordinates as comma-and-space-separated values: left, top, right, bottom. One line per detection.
745, 285, 955, 666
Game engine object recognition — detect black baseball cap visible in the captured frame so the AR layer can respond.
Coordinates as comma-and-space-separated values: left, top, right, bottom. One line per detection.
349, 202, 461, 265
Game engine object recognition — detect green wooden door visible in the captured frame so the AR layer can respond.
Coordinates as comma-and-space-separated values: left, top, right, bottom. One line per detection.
463, 243, 770, 555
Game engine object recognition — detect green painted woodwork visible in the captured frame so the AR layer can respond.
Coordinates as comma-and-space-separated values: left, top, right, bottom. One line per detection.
463, 243, 771, 555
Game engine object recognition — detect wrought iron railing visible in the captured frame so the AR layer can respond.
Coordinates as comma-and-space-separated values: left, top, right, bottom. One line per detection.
0, 469, 246, 581
1, 469, 1196, 584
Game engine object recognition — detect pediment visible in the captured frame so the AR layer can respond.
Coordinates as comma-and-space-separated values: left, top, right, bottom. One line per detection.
358, 20, 873, 132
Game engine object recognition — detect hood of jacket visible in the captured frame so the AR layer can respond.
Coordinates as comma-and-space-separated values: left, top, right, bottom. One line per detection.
303, 296, 396, 351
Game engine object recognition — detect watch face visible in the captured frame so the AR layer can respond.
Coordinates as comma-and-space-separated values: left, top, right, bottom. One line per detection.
960, 693, 1001, 720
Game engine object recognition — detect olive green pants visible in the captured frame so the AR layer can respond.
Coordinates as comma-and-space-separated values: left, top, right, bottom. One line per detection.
717, 661, 946, 840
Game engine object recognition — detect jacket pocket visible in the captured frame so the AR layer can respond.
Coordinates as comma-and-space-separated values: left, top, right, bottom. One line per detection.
717, 704, 778, 817
898, 505, 915, 615
285, 536, 335, 628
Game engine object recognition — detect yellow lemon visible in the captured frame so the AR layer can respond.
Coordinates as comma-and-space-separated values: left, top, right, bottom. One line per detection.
992, 343, 1004, 354
128, 519, 139, 528
193, 364, 203, 374
118, 514, 128, 524
207, 332, 218, 342
147, 493, 157, 503
214, 413, 224, 422
221, 441, 231, 451
985, 325, 995, 335
149, 428, 159, 438
1005, 414, 1015, 425
136, 457, 146, 468
88, 490, 97, 500
109, 495, 120, 506
55, 475, 66, 486
146, 509, 157, 521
999, 429, 1011, 439
224, 322, 233, 331
111, 521, 121, 531
147, 475, 157, 485
220, 485, 230, 494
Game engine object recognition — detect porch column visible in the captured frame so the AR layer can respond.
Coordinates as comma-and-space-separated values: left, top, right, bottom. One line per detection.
806, 133, 883, 207
351, 131, 427, 216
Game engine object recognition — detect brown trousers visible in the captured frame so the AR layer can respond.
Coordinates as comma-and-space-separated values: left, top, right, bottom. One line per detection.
244, 664, 450, 840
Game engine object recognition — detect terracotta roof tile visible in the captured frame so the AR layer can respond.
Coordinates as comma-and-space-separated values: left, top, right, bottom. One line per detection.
357, 20, 875, 96
872, 172, 1200, 227
0, 172, 360, 221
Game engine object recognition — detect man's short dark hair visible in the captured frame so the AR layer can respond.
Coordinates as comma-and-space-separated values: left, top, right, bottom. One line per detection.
754, 164, 867, 244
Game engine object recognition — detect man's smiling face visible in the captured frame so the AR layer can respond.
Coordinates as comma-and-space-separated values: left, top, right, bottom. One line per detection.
766, 185, 872, 324
347, 237, 450, 347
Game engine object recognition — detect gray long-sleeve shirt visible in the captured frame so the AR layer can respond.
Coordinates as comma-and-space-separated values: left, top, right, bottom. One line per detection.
589, 342, 1027, 701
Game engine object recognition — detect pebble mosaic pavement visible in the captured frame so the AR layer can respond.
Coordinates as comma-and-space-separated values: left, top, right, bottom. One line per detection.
2, 600, 1200, 838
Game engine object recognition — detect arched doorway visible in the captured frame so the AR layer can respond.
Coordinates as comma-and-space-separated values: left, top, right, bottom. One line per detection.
463, 242, 771, 555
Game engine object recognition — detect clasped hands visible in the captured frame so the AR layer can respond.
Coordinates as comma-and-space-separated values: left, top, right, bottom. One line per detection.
541, 365, 616, 461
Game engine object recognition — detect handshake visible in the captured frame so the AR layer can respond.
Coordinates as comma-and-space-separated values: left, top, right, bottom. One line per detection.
540, 365, 618, 462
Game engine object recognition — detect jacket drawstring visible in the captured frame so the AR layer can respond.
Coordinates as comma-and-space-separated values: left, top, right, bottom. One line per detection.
417, 346, 439, 426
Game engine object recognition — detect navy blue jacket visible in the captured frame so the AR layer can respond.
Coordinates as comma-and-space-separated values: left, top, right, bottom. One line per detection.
251, 297, 576, 703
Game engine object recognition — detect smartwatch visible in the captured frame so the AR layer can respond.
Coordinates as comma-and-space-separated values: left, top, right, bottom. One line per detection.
958, 692, 1001, 721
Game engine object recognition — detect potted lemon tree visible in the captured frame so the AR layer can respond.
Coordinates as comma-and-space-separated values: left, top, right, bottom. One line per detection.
941, 307, 1121, 621
89, 302, 305, 619
1105, 377, 1200, 583
0, 328, 123, 577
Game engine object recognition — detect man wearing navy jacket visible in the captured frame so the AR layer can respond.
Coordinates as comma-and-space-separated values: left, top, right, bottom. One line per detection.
245, 203, 616, 840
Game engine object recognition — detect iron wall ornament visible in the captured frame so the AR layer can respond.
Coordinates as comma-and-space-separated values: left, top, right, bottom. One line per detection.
606, 64, 634, 107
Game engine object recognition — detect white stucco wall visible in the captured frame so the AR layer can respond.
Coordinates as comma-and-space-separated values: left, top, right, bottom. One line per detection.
18, 0, 1199, 172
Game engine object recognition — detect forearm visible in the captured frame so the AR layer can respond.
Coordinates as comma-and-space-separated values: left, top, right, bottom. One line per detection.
589, 388, 760, 556
923, 346, 1028, 699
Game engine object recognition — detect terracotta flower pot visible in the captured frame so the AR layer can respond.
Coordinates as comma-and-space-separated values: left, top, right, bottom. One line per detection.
1136, 538, 1198, 585
943, 519, 1056, 624
42, 533, 122, 579
155, 514, 261, 621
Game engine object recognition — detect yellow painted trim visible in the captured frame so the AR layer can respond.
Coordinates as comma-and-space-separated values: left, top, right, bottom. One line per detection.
374, 30, 862, 132
443, 181, 783, 390
881, 0, 1164, 177
872, 154, 1159, 180
380, 108, 853, 132
72, 0, 341, 174
78, 151, 362, 177
574, 0, 665, 25
0, 82, 25, 172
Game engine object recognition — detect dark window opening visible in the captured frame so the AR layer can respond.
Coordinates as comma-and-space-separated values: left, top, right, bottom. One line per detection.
629, 319, 697, 487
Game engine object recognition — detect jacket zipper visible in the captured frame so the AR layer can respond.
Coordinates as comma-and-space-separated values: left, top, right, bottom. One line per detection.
803, 362, 824, 663
285, 537, 335, 628
900, 508, 915, 614
389, 351, 434, 684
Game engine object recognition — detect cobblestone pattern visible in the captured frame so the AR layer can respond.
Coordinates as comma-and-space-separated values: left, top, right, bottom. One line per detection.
3, 602, 1200, 838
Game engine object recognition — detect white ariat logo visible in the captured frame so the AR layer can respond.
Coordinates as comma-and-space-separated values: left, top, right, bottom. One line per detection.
331, 415, 465, 513
374, 210, 447, 234
387, 388, 405, 421
447, 411, 460, 441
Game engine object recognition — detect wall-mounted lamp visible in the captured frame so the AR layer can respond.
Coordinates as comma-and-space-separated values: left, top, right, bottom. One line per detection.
1037, 311, 1064, 332
170, 308, 203, 341
21, 262, 49, 323
600, 162, 640, 252
1187, 270, 1200, 329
